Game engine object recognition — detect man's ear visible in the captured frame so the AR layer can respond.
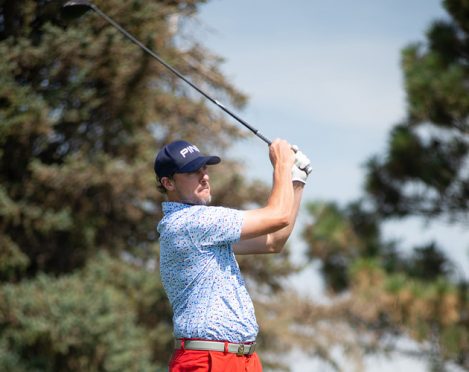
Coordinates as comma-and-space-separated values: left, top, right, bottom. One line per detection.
161, 177, 175, 191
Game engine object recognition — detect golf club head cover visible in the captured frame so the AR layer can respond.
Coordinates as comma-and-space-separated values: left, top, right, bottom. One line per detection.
291, 146, 311, 184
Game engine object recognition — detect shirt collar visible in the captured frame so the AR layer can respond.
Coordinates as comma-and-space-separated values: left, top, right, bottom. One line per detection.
162, 201, 195, 215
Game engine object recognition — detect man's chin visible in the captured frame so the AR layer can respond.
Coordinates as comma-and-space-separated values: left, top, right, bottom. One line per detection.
197, 189, 211, 205
198, 195, 211, 206
188, 194, 211, 206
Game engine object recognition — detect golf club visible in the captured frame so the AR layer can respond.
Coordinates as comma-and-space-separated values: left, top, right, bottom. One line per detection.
62, 0, 313, 175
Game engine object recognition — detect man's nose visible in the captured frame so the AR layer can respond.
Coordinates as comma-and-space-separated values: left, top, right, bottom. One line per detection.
199, 167, 209, 180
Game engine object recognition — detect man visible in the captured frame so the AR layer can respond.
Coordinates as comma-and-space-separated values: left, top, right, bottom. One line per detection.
155, 139, 310, 371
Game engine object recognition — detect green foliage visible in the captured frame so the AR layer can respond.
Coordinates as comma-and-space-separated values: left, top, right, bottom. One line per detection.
350, 260, 468, 365
0, 253, 171, 371
303, 198, 469, 368
0, 0, 261, 278
302, 201, 393, 292
303, 4, 469, 366
302, 202, 361, 292
364, 0, 469, 220
0, 0, 297, 370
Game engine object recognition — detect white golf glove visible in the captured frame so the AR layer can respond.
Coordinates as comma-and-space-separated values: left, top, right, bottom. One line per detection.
291, 145, 311, 184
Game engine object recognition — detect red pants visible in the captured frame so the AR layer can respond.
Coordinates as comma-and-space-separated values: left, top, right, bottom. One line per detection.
168, 349, 263, 372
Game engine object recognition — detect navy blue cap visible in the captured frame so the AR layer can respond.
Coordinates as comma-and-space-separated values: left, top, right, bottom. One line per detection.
154, 140, 221, 179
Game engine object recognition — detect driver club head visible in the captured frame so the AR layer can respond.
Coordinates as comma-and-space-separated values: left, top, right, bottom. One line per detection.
62, 0, 94, 19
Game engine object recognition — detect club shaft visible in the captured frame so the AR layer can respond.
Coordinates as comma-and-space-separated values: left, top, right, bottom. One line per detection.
90, 4, 271, 145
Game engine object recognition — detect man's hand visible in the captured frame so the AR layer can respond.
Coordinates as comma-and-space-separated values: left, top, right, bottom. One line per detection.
269, 139, 295, 170
291, 146, 311, 184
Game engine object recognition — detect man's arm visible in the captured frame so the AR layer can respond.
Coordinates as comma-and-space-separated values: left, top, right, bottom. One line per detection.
233, 182, 304, 254
233, 148, 311, 255
234, 139, 295, 239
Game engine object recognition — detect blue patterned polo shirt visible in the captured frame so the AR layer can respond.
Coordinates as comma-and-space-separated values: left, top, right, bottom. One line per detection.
157, 202, 259, 343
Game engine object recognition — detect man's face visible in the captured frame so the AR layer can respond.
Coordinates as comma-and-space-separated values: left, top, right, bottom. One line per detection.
166, 165, 212, 205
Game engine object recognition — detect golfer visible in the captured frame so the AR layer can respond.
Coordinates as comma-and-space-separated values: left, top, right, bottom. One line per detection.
155, 139, 310, 371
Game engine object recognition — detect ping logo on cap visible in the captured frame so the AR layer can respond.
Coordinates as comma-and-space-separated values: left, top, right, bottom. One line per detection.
154, 140, 221, 178
180, 145, 200, 158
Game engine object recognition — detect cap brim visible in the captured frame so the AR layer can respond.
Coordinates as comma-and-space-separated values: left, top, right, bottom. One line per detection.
178, 156, 221, 173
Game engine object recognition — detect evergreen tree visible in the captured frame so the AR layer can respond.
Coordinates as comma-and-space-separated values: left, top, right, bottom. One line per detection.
365, 0, 468, 221
0, 0, 297, 369
301, 0, 469, 369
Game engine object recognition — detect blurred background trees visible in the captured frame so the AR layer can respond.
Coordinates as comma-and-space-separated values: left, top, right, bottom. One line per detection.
0, 0, 468, 371
301, 0, 469, 370
0, 0, 294, 370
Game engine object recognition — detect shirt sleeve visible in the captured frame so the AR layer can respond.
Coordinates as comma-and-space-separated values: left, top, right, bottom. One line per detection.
186, 206, 244, 248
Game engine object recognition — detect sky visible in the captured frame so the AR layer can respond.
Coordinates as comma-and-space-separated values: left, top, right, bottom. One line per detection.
194, 0, 446, 198
192, 1, 467, 371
